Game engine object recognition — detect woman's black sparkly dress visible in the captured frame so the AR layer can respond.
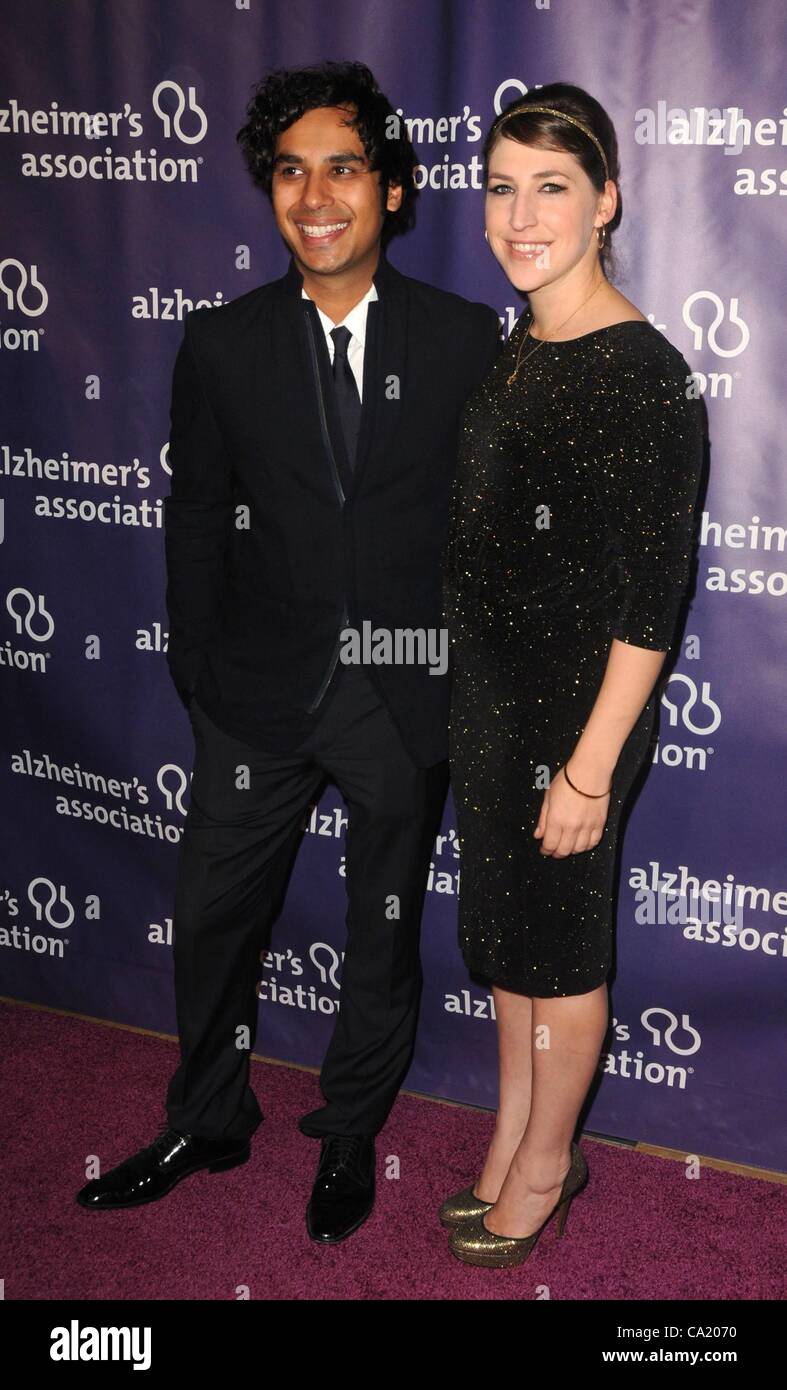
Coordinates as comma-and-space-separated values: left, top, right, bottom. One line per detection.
442, 306, 703, 996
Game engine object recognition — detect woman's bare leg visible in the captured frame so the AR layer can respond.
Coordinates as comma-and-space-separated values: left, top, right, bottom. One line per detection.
483, 982, 608, 1235
474, 987, 534, 1201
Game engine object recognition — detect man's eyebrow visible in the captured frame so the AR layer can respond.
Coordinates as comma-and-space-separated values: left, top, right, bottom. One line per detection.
272, 150, 368, 167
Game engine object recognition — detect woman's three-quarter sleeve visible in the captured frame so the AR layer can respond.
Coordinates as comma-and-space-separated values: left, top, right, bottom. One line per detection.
588, 336, 704, 652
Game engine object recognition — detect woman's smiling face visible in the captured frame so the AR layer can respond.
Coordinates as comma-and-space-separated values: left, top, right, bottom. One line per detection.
484, 136, 615, 292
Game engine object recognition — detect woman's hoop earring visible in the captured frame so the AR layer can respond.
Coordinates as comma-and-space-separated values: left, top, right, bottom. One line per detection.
484, 229, 489, 241
596, 223, 607, 249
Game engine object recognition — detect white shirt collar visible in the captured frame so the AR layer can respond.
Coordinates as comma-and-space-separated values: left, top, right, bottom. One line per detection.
301, 280, 378, 348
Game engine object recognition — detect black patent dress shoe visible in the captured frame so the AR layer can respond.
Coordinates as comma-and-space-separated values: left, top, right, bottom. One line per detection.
306, 1135, 375, 1243
75, 1125, 251, 1210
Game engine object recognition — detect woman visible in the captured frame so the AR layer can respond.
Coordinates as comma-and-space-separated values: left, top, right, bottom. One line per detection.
440, 83, 704, 1267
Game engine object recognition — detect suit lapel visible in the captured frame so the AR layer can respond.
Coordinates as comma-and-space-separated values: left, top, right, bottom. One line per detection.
351, 276, 408, 497
255, 277, 338, 500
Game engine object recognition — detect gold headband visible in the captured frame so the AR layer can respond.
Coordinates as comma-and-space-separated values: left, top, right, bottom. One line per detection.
496, 103, 610, 182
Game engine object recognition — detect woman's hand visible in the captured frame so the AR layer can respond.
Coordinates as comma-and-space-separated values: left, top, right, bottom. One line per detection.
533, 765, 611, 857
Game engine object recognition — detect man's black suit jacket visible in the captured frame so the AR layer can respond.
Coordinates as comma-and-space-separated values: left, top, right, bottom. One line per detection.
164, 249, 502, 767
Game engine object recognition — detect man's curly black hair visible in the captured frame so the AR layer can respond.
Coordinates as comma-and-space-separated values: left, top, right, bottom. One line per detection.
236, 60, 419, 248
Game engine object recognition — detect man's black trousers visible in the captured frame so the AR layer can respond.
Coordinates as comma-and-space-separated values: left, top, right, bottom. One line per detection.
165, 662, 449, 1142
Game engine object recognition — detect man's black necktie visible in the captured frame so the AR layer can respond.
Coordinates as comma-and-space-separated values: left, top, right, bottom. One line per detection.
330, 325, 361, 470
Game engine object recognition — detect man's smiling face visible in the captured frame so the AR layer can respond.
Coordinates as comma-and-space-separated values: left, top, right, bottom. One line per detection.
271, 104, 402, 280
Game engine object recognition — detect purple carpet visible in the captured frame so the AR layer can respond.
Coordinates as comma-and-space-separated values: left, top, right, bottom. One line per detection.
1, 1002, 784, 1300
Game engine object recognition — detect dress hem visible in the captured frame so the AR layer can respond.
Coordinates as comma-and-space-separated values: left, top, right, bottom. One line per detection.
463, 957, 611, 999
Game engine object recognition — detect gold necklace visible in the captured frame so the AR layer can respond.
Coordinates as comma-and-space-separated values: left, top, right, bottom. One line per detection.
506, 280, 605, 387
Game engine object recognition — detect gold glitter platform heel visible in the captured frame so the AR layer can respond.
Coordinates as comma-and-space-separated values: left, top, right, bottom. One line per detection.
438, 1184, 494, 1228
448, 1141, 588, 1267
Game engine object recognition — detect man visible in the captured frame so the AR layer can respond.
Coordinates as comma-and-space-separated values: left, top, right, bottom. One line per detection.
76, 61, 501, 1242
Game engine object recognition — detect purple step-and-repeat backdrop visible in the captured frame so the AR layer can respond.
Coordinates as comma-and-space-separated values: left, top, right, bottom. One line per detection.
2, 0, 785, 1172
